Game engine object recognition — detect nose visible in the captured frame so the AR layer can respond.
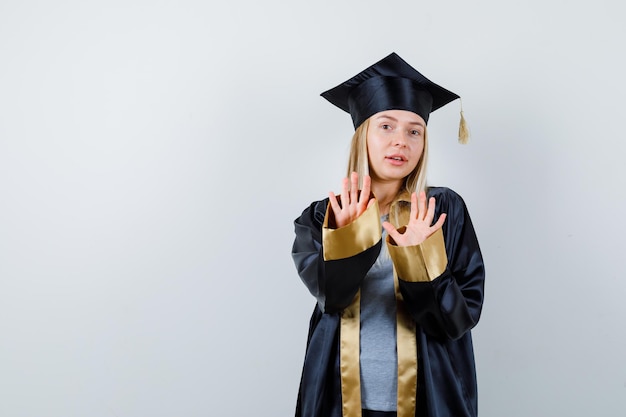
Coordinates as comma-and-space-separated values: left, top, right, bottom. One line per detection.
393, 131, 408, 147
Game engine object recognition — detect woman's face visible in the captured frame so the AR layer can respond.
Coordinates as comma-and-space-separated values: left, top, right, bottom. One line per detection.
366, 109, 425, 186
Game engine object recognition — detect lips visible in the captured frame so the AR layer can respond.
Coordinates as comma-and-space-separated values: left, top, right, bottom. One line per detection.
384, 154, 408, 167
386, 154, 407, 162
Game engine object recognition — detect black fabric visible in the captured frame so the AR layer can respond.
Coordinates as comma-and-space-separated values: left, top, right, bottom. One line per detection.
363, 410, 397, 417
321, 53, 460, 128
292, 187, 485, 417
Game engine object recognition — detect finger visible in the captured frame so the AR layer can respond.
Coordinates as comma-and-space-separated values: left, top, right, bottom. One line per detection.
328, 191, 341, 218
340, 177, 349, 211
356, 176, 372, 216
350, 171, 359, 208
424, 196, 437, 225
348, 172, 360, 219
431, 212, 446, 232
417, 191, 427, 220
409, 192, 418, 220
360, 175, 371, 205
382, 221, 401, 243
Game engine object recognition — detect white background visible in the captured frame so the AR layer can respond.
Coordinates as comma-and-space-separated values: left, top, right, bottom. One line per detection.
1, 1, 625, 416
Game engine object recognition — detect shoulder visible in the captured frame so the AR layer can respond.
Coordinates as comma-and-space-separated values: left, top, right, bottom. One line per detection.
295, 198, 330, 228
427, 186, 467, 208
427, 186, 472, 224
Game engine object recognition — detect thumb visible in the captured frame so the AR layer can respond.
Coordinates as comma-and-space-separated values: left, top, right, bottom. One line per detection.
382, 221, 399, 241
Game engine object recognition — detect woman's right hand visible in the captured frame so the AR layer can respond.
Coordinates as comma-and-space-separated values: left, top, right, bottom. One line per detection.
328, 172, 375, 228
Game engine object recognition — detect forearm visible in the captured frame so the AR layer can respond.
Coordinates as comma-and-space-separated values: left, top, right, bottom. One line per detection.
292, 198, 383, 313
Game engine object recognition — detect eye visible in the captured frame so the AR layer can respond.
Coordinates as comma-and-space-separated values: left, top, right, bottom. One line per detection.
410, 129, 421, 136
381, 124, 392, 130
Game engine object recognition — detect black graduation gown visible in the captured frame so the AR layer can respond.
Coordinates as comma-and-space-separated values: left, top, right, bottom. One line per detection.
291, 187, 485, 417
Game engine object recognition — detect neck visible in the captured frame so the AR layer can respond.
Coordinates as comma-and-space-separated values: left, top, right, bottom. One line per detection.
371, 180, 402, 216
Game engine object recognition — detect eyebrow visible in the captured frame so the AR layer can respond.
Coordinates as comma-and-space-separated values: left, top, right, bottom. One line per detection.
375, 115, 425, 127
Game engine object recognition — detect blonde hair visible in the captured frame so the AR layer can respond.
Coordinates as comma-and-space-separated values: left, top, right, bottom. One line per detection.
346, 117, 429, 197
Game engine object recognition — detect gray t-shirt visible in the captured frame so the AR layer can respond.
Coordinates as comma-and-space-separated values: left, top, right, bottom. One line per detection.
359, 217, 398, 411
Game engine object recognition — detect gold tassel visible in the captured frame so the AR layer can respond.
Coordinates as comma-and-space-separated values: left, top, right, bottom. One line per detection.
458, 110, 469, 144
458, 98, 469, 144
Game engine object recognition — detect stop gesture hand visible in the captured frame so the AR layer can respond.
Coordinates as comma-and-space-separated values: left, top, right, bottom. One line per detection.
329, 172, 375, 229
383, 191, 446, 246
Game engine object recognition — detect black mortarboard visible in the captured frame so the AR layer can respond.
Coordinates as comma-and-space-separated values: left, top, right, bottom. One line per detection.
321, 52, 468, 142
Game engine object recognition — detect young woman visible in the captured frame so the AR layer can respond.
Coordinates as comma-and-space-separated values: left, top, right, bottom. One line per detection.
292, 53, 485, 417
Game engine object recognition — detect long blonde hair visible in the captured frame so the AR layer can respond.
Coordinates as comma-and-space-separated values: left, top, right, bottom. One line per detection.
346, 117, 429, 198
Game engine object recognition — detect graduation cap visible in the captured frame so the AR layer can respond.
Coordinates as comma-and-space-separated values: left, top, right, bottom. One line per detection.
321, 52, 469, 143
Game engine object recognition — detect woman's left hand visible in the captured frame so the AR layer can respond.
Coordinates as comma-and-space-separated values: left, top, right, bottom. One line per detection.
382, 191, 447, 246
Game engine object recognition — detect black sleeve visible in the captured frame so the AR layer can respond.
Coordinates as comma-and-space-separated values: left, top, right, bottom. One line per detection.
291, 199, 381, 314
398, 188, 485, 341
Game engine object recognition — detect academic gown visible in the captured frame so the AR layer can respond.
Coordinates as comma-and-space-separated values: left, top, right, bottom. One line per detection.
291, 187, 485, 417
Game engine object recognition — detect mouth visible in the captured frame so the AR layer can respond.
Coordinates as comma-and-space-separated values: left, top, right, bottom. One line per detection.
386, 155, 407, 162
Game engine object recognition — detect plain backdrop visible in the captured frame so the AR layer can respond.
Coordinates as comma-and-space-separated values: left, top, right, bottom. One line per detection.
1, 1, 625, 416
